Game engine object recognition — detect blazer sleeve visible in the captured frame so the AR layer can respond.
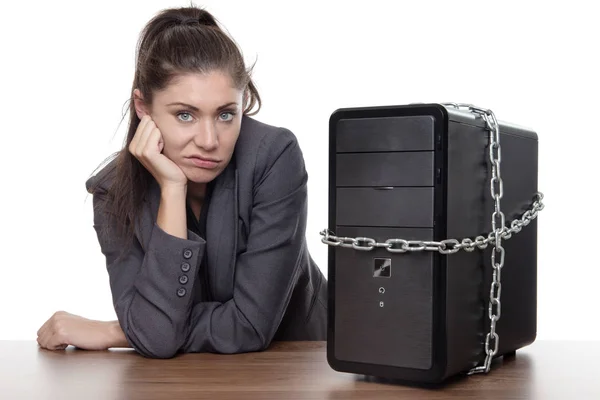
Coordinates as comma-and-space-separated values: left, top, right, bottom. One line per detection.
92, 186, 208, 358
180, 128, 309, 354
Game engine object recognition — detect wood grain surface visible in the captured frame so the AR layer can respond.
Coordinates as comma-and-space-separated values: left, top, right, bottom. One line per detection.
0, 340, 598, 399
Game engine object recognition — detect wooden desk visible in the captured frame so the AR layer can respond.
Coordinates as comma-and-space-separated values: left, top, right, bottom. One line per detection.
0, 340, 597, 399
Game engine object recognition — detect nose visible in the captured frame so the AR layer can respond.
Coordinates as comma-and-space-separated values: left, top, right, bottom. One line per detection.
193, 119, 219, 150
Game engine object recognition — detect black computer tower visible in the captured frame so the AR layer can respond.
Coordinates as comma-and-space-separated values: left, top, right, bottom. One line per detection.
325, 103, 539, 383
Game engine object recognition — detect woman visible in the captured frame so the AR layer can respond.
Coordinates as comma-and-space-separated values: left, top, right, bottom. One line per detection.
36, 5, 327, 358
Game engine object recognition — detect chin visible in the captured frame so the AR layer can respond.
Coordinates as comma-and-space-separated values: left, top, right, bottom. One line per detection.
184, 167, 218, 183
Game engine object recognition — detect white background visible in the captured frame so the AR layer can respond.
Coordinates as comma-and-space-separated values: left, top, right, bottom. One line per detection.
1, 0, 598, 341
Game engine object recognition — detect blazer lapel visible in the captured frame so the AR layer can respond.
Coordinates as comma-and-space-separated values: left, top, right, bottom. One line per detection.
206, 161, 238, 302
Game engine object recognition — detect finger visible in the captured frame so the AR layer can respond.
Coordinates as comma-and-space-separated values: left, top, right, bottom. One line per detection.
37, 328, 51, 349
48, 332, 69, 350
129, 115, 151, 153
134, 116, 155, 155
43, 332, 66, 351
146, 127, 163, 156
136, 121, 158, 157
136, 127, 162, 172
38, 317, 62, 350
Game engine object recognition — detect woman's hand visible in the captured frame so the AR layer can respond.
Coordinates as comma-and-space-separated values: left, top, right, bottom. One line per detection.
129, 115, 188, 189
36, 311, 125, 351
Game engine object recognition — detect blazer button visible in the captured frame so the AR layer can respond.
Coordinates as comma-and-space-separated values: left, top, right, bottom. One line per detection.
179, 275, 189, 285
177, 288, 187, 297
183, 249, 193, 259
181, 262, 191, 272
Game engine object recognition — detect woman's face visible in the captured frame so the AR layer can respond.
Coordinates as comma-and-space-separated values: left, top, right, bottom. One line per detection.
133, 70, 243, 186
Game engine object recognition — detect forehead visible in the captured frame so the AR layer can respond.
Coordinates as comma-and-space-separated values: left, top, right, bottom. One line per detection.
157, 71, 239, 106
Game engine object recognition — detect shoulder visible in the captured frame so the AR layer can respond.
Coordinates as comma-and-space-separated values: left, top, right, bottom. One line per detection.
235, 115, 305, 182
85, 156, 118, 195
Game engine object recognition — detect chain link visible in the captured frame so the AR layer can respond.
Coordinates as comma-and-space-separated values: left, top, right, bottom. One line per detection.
320, 103, 544, 375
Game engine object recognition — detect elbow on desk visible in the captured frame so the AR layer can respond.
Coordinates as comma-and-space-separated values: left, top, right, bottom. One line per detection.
122, 313, 183, 359
138, 342, 179, 359
125, 325, 181, 359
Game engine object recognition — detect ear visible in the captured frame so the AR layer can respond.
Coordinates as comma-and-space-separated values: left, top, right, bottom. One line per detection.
133, 88, 150, 119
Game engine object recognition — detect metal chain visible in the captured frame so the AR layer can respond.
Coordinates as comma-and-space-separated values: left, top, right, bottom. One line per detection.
320, 103, 545, 375
319, 193, 543, 254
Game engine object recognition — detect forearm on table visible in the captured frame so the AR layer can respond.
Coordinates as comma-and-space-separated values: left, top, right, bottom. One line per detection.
106, 320, 131, 348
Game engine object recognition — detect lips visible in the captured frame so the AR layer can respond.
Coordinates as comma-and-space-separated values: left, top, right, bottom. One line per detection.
189, 155, 219, 162
188, 156, 219, 169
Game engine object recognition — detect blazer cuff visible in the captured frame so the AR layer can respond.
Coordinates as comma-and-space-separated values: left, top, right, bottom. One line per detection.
134, 222, 206, 307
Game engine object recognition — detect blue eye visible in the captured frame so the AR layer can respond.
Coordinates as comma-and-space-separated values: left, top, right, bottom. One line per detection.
219, 111, 236, 122
177, 112, 193, 123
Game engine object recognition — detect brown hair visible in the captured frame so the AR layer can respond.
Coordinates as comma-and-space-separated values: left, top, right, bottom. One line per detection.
88, 4, 261, 259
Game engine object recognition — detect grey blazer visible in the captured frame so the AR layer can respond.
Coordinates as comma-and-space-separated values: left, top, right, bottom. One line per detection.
85, 115, 327, 358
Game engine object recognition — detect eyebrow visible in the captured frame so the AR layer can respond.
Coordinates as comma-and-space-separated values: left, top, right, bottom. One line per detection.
166, 101, 238, 112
